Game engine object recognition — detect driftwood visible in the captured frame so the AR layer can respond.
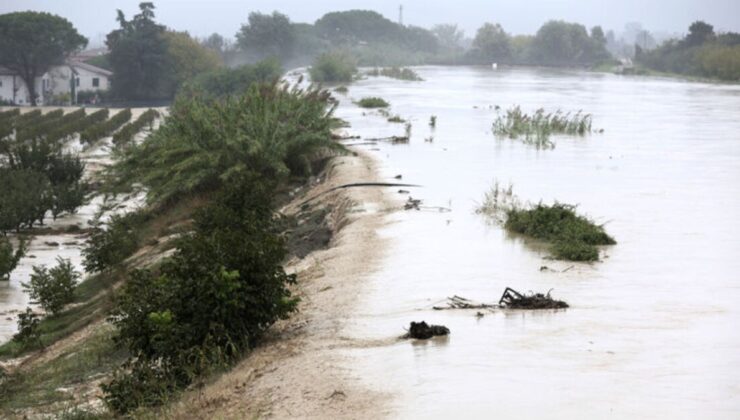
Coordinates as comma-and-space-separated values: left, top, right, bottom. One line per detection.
433, 295, 497, 311
402, 321, 450, 339
499, 287, 569, 309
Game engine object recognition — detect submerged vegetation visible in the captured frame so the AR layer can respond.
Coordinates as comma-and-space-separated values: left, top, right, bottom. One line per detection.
356, 97, 390, 108
492, 106, 595, 149
367, 66, 423, 81
477, 182, 615, 261
309, 51, 357, 83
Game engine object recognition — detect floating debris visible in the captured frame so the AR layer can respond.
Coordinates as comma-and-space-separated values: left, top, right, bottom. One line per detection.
433, 295, 496, 311
499, 287, 568, 309
404, 197, 422, 210
402, 321, 450, 339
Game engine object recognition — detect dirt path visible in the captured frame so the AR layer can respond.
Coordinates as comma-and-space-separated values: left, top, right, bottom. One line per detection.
161, 151, 397, 419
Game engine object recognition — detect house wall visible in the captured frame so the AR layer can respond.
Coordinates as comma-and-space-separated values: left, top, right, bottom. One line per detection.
0, 74, 34, 105
0, 63, 111, 105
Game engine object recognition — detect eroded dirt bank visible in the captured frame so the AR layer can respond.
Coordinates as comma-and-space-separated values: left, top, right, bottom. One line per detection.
159, 150, 397, 419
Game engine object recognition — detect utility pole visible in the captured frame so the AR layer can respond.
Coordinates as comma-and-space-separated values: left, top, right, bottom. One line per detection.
399, 5, 403, 26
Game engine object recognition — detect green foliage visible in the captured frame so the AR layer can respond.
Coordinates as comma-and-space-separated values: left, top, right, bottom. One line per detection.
106, 3, 169, 100
46, 108, 109, 143
162, 30, 222, 96
0, 11, 87, 105
236, 11, 296, 62
179, 59, 282, 99
112, 81, 341, 204
0, 168, 51, 230
80, 108, 132, 144
104, 176, 298, 414
357, 97, 390, 108
112, 109, 159, 146
529, 20, 611, 66
0, 236, 27, 281
505, 203, 615, 262
471, 23, 512, 63
637, 21, 740, 81
22, 257, 79, 315
309, 51, 357, 83
367, 67, 423, 81
492, 106, 594, 149
82, 212, 144, 273
12, 308, 41, 348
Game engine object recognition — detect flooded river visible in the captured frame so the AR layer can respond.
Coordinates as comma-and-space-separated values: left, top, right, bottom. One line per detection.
334, 67, 740, 419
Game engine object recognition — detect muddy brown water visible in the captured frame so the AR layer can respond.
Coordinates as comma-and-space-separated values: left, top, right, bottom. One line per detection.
330, 66, 740, 419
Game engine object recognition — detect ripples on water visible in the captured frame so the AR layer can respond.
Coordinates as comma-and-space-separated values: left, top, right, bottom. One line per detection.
334, 67, 740, 419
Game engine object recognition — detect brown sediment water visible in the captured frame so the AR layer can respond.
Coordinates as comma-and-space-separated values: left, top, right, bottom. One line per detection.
328, 66, 740, 419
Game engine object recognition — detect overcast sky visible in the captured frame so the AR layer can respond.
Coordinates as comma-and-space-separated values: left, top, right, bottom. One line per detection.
2, 0, 739, 47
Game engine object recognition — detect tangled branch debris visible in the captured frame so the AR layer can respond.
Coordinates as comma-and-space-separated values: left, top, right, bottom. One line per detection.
402, 321, 450, 339
499, 287, 569, 309
433, 295, 497, 311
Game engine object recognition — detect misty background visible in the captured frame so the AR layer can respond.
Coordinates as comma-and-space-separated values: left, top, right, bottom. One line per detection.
2, 0, 739, 47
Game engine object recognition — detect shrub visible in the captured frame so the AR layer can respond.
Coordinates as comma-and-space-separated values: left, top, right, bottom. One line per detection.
0, 236, 27, 281
505, 203, 615, 262
179, 59, 282, 100
82, 212, 144, 273
104, 176, 298, 413
357, 97, 390, 108
309, 51, 357, 83
12, 307, 41, 348
22, 257, 79, 315
0, 168, 51, 231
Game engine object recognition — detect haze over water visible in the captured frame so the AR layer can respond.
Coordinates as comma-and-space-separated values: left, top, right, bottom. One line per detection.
333, 66, 740, 418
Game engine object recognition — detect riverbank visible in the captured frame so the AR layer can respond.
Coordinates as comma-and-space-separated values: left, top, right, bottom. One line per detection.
154, 149, 397, 419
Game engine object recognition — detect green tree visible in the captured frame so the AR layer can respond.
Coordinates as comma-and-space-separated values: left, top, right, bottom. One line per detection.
236, 12, 296, 62
472, 23, 512, 62
432, 24, 464, 53
162, 31, 221, 97
685, 21, 714, 47
23, 257, 79, 315
106, 2, 169, 100
0, 236, 27, 281
0, 12, 87, 106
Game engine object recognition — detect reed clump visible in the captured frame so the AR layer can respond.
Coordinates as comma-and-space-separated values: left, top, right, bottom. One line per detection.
492, 106, 594, 149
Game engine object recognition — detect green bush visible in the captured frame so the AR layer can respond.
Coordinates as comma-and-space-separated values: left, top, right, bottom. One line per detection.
179, 59, 282, 100
367, 66, 423, 81
104, 176, 298, 414
356, 97, 390, 108
12, 307, 41, 348
309, 51, 357, 83
82, 212, 144, 273
0, 168, 51, 231
22, 257, 79, 315
505, 203, 615, 262
0, 236, 27, 281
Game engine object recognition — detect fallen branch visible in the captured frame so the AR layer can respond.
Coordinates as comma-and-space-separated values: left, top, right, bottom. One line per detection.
433, 295, 498, 310
499, 287, 568, 309
298, 182, 422, 207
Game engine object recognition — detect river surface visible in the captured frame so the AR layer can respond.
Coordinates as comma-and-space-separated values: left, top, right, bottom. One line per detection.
333, 66, 740, 419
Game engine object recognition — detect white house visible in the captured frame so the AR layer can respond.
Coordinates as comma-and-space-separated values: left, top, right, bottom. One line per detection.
0, 60, 112, 105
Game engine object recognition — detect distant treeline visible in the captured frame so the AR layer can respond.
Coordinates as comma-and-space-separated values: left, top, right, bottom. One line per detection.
636, 21, 740, 81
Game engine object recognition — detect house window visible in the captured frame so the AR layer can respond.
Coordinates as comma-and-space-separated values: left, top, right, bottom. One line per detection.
76, 78, 80, 87
92, 78, 100, 88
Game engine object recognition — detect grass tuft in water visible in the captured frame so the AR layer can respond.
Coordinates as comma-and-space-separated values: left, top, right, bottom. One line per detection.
492, 106, 594, 149
356, 97, 390, 108
367, 67, 423, 81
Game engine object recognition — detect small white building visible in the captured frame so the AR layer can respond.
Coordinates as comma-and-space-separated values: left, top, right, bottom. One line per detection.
0, 60, 112, 105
